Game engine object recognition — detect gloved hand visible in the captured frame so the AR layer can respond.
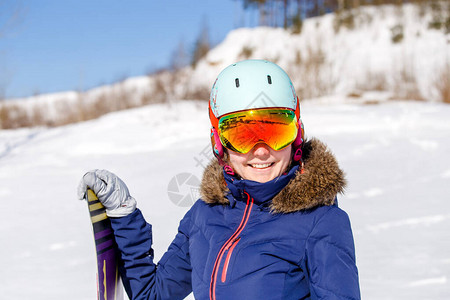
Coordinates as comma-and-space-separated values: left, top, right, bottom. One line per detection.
77, 169, 137, 217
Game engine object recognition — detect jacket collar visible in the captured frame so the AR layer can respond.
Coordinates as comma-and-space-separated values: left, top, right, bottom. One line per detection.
223, 165, 299, 208
200, 138, 347, 213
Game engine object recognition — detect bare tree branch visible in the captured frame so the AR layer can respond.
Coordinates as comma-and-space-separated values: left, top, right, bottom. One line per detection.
0, 1, 24, 38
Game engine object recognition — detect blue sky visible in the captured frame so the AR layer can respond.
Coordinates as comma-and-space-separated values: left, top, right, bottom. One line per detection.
0, 0, 250, 99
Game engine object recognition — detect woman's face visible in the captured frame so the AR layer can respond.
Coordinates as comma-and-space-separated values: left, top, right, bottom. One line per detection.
228, 143, 292, 183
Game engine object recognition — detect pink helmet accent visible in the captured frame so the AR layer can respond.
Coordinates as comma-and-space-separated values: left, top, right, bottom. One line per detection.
211, 128, 224, 159
292, 119, 304, 162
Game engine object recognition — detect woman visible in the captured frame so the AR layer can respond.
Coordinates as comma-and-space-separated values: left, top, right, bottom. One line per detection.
78, 60, 360, 299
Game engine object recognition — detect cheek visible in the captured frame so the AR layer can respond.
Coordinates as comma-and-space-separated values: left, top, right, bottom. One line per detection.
228, 153, 250, 178
275, 146, 292, 163
228, 152, 248, 166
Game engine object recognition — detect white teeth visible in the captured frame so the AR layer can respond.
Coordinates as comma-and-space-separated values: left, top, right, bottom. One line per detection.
250, 163, 272, 169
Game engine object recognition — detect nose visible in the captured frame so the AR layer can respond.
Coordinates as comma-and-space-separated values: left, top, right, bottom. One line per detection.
252, 143, 271, 158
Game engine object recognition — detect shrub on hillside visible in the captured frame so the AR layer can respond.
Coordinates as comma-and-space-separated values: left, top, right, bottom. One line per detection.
390, 24, 404, 43
435, 65, 450, 103
290, 14, 303, 34
333, 10, 355, 33
0, 104, 31, 129
392, 63, 424, 101
354, 71, 388, 92
239, 46, 254, 59
291, 43, 336, 99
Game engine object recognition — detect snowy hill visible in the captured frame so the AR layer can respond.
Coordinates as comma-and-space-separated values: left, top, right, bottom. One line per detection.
1, 3, 448, 130
190, 4, 448, 101
0, 99, 449, 299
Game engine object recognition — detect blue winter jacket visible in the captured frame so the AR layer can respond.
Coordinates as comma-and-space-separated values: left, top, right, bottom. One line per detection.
110, 139, 360, 300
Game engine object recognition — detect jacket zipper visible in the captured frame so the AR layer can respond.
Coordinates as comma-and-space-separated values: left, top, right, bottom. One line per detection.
221, 237, 241, 283
209, 192, 254, 300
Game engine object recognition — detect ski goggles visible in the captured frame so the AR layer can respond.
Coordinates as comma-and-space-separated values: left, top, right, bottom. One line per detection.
217, 108, 299, 154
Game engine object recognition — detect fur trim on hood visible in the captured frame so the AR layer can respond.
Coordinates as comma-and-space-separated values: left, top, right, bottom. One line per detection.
200, 138, 346, 213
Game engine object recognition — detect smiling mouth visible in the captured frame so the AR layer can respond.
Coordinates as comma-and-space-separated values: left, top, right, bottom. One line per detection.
249, 162, 275, 169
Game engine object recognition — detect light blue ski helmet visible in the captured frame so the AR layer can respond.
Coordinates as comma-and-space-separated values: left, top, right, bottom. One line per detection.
209, 60, 298, 118
208, 59, 304, 163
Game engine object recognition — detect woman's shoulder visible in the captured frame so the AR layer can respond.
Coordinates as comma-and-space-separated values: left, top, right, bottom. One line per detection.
300, 202, 355, 248
274, 201, 352, 239
299, 201, 351, 225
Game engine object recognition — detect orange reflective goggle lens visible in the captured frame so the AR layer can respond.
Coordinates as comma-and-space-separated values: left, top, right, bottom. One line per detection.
218, 108, 299, 154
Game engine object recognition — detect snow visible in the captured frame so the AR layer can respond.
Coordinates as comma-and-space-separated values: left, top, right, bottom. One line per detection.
3, 3, 448, 128
0, 98, 449, 299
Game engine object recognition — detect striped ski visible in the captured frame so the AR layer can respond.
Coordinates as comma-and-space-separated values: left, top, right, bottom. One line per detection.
86, 189, 125, 300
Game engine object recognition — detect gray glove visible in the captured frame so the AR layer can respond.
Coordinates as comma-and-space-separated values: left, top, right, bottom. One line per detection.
77, 169, 137, 217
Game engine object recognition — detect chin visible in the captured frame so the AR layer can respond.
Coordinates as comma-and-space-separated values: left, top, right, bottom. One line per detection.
240, 164, 285, 183
246, 172, 276, 183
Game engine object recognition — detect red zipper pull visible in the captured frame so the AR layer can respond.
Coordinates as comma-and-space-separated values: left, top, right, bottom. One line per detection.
224, 237, 240, 251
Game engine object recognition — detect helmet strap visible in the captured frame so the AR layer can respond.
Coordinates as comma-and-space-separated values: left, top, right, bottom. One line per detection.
293, 148, 303, 162
223, 164, 235, 175
292, 124, 304, 162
